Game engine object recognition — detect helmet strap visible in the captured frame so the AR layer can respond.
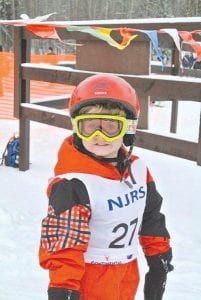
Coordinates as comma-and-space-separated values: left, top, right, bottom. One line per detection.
117, 144, 136, 185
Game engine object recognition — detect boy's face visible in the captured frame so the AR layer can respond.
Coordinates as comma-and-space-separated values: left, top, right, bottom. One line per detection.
78, 106, 124, 158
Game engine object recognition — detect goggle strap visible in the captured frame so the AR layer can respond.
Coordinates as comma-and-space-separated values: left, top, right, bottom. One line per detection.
126, 119, 138, 134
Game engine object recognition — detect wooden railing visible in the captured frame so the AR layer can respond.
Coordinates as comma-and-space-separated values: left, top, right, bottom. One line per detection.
13, 17, 201, 170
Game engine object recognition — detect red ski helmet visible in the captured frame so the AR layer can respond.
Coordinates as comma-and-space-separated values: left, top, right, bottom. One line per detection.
69, 74, 140, 146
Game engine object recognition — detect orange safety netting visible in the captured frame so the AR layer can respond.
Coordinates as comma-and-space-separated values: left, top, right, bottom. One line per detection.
0, 52, 76, 119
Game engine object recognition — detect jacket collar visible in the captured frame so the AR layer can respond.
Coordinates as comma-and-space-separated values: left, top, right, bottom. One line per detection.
54, 135, 138, 180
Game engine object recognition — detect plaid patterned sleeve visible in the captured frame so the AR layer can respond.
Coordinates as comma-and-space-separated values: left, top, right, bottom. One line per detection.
41, 204, 91, 253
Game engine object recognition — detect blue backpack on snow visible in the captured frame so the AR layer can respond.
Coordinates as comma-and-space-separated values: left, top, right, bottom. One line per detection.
0, 136, 20, 168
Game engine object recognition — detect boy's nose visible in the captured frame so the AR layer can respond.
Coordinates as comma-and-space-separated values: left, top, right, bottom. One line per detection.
93, 134, 107, 143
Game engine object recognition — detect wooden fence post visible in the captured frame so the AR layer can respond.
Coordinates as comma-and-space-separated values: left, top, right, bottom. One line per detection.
197, 109, 201, 165
14, 27, 31, 171
170, 46, 180, 133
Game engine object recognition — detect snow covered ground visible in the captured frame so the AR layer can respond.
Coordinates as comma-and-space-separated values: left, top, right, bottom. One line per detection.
0, 101, 201, 300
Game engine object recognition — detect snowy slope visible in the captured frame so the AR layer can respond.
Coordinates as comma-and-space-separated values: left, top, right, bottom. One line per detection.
0, 101, 201, 300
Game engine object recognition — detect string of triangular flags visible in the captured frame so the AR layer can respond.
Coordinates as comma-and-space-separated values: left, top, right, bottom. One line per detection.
1, 13, 201, 64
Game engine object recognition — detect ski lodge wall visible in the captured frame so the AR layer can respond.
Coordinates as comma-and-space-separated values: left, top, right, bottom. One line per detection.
14, 17, 201, 170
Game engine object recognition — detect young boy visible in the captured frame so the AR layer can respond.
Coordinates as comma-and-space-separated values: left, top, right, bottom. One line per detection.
39, 74, 173, 300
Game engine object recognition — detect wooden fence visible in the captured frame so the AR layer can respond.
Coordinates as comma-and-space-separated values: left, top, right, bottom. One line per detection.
13, 17, 201, 170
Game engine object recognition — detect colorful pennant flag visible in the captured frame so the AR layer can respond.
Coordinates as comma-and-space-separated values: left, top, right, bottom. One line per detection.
139, 30, 163, 64
26, 24, 60, 39
67, 25, 138, 50
161, 28, 181, 52
179, 31, 201, 59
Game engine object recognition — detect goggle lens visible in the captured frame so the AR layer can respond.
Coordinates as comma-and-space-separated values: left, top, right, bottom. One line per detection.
79, 118, 122, 137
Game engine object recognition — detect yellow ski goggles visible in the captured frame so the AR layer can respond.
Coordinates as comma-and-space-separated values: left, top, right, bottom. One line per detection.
73, 114, 137, 142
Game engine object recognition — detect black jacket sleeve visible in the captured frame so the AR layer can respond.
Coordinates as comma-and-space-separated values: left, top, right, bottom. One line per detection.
139, 181, 170, 238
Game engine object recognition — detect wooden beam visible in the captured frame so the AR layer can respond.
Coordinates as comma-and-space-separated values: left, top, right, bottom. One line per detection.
21, 64, 99, 84
14, 27, 31, 171
32, 95, 70, 109
136, 130, 197, 162
19, 117, 30, 171
138, 95, 150, 129
169, 45, 180, 133
21, 104, 72, 130
151, 66, 201, 78
197, 110, 201, 165
14, 27, 31, 118
21, 64, 201, 101
170, 100, 178, 133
